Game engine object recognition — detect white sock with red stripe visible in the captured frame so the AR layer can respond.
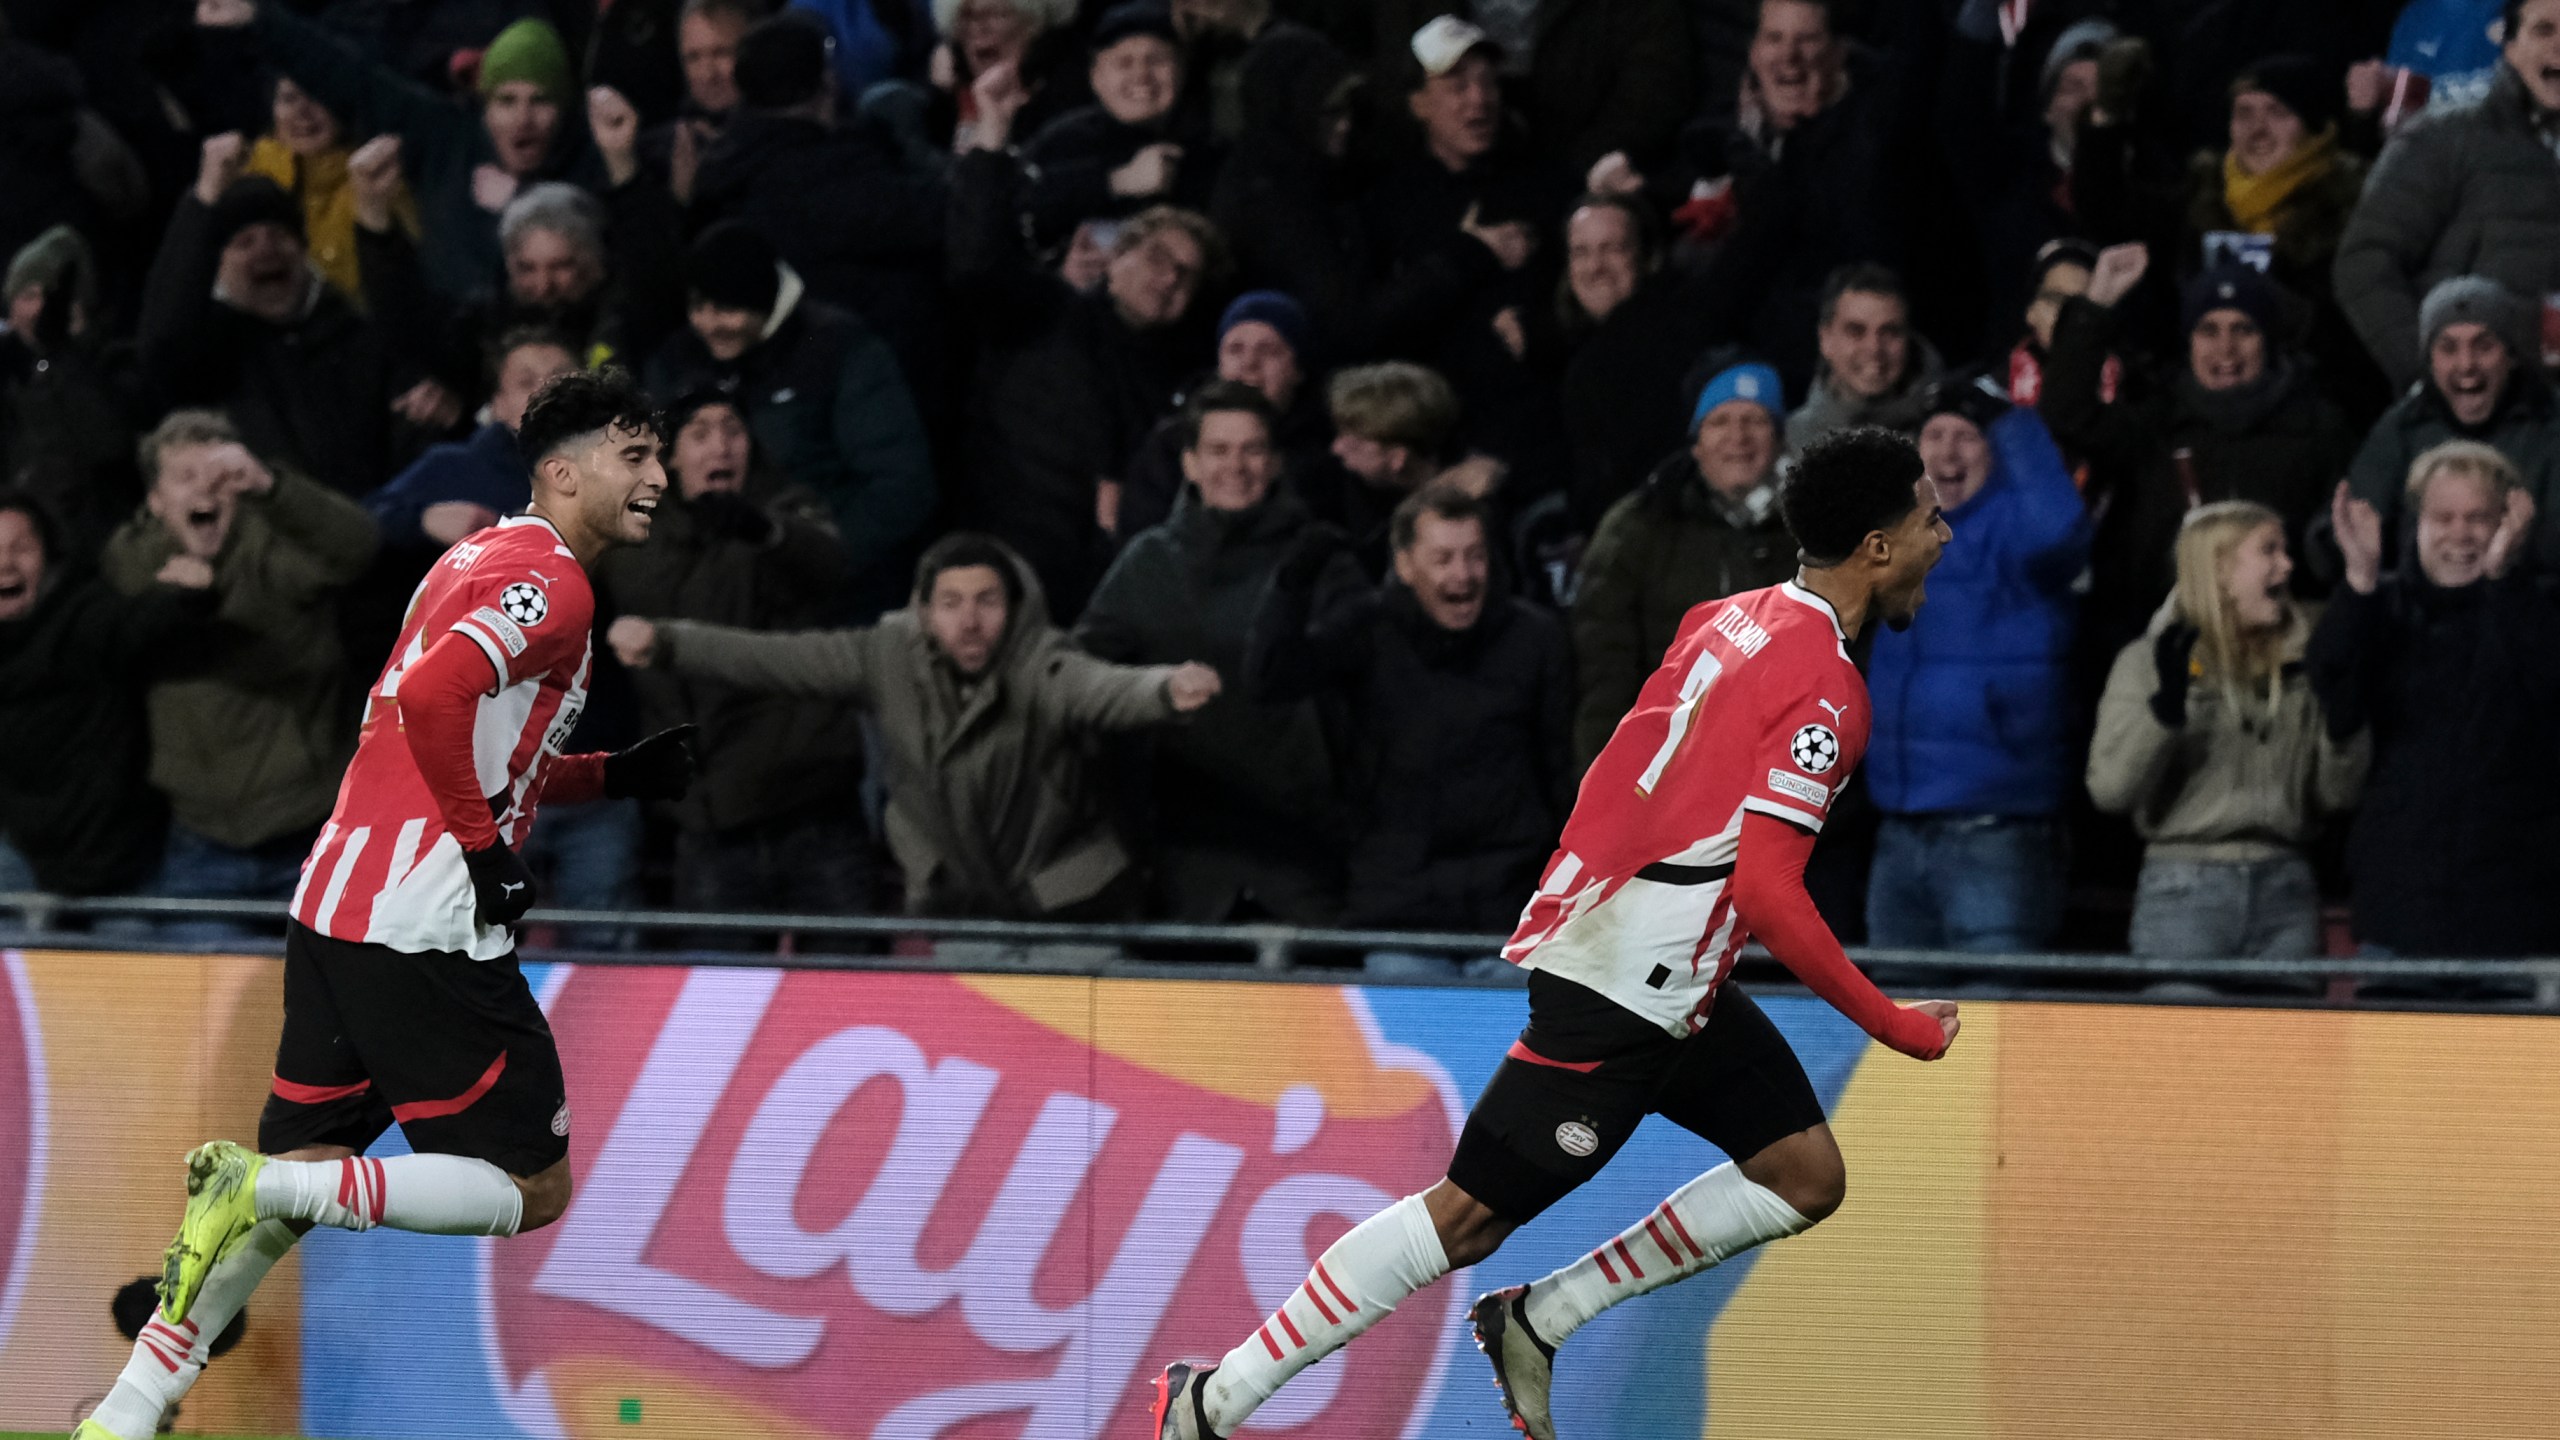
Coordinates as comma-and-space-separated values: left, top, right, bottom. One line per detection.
1520, 1163, 1809, 1345
87, 1219, 298, 1439
1200, 1192, 1449, 1434
255, 1154, 525, 1236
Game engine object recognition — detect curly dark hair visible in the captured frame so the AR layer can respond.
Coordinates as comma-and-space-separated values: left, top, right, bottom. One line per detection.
1781, 425, 1924, 566
517, 366, 661, 467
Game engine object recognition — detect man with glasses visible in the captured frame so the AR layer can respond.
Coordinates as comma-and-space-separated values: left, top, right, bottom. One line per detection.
946, 58, 1231, 619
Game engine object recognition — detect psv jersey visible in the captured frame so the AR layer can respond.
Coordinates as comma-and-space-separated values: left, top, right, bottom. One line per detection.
290, 516, 595, 959
1504, 582, 1867, 1035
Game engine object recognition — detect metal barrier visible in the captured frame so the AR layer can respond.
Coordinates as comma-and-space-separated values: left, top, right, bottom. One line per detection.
3, 891, 2555, 1009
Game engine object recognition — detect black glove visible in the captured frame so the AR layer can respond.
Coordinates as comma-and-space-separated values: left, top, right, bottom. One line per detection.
603, 724, 698, 801
686, 490, 775, 546
461, 841, 537, 928
2149, 624, 2199, 727
1276, 523, 1346, 588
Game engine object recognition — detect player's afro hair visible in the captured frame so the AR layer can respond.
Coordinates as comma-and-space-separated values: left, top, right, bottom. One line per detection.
517, 366, 661, 468
1781, 425, 1925, 566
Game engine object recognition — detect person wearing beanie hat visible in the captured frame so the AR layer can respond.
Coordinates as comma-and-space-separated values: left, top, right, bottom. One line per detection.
2041, 240, 2353, 682
2335, 0, 2560, 390
587, 382, 882, 922
140, 134, 425, 494
684, 221, 784, 327
646, 216, 934, 619
475, 19, 575, 177
1864, 373, 2088, 955
1112, 292, 1332, 546
1217, 290, 1313, 375
478, 18, 574, 106
195, 0, 581, 304
2179, 264, 2283, 352
0, 224, 136, 557
2340, 272, 2560, 571
1569, 352, 1794, 763
732, 11, 834, 112
1691, 361, 1784, 436
2072, 45, 2376, 419
1010, 0, 1201, 247
194, 172, 321, 336
2418, 273, 2536, 365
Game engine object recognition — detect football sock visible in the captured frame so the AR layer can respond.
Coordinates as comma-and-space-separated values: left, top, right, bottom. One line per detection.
1522, 1163, 1809, 1346
256, 1154, 525, 1236
88, 1219, 298, 1439
1201, 1192, 1449, 1434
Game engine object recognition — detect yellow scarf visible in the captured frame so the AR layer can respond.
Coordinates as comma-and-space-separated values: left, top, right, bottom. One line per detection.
2221, 128, 2337, 235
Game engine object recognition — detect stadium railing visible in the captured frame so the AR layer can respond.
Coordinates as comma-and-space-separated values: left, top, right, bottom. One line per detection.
2, 890, 2555, 1011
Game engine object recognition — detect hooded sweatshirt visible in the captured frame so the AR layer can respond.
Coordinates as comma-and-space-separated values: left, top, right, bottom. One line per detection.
651, 534, 1181, 916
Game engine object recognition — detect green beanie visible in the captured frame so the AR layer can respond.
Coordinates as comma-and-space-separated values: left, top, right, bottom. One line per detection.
478, 19, 573, 104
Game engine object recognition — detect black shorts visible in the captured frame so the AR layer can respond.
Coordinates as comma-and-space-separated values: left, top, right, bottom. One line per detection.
259, 922, 570, 1176
1446, 973, 1827, 1223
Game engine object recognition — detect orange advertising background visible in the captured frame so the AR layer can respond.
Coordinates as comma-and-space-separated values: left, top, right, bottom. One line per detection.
0, 953, 2553, 1438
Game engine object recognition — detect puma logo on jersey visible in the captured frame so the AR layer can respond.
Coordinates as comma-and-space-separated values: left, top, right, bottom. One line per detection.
500, 882, 525, 896
1710, 605, 1771, 658
1816, 698, 1847, 724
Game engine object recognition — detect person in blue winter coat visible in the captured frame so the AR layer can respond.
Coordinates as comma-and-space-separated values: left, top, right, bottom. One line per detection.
362, 330, 578, 550
1863, 377, 2092, 953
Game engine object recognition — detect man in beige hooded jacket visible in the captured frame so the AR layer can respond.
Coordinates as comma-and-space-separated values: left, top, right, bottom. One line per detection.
613, 531, 1219, 917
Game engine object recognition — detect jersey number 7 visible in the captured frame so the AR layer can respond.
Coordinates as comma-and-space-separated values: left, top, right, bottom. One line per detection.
1635, 649, 1725, 796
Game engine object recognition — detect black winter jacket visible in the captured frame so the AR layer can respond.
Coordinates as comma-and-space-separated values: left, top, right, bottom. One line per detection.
0, 569, 213, 894
948, 149, 1200, 620
690, 109, 948, 387
2307, 568, 2560, 956
1077, 486, 1367, 910
595, 483, 862, 834
138, 196, 426, 494
2039, 296, 2354, 657
1246, 575, 1573, 930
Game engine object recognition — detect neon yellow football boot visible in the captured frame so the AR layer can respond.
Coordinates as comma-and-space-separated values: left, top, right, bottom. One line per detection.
72, 1419, 135, 1439
156, 1140, 264, 1325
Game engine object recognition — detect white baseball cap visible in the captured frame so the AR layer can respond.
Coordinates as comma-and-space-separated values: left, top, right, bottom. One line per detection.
1411, 15, 1500, 79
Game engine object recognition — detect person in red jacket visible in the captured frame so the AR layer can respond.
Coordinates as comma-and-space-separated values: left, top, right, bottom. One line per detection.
1148, 425, 1962, 1440
75, 370, 695, 1440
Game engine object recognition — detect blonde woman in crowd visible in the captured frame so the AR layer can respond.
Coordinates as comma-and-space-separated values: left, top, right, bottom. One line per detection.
2087, 500, 2368, 958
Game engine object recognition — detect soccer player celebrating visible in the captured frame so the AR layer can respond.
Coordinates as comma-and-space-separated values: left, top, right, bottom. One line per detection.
1151, 426, 1962, 1440
75, 370, 696, 1440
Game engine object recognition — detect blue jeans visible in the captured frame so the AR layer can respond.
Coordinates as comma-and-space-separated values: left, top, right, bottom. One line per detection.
1361, 950, 1530, 985
150, 822, 314, 942
522, 798, 641, 950
1865, 814, 2065, 953
2127, 854, 2320, 959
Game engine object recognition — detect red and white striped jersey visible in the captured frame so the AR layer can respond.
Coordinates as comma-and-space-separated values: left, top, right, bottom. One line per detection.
1504, 582, 1868, 1035
291, 516, 594, 958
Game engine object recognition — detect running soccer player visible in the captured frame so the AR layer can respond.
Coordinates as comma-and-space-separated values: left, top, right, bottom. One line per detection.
1151, 426, 1962, 1440
75, 369, 696, 1440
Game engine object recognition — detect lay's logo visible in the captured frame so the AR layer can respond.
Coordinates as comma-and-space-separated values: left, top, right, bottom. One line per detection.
486, 968, 1464, 1438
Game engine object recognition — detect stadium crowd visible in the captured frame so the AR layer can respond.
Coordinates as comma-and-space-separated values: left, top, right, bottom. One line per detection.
1, 0, 2556, 966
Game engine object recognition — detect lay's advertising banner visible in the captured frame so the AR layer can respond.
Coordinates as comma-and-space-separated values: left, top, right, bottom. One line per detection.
0, 950, 2556, 1439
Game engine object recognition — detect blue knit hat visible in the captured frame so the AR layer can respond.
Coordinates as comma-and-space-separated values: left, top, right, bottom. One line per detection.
1217, 290, 1313, 362
1690, 362, 1784, 434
